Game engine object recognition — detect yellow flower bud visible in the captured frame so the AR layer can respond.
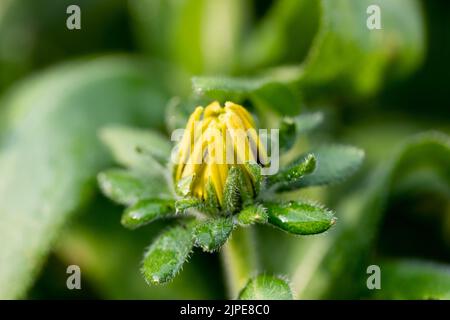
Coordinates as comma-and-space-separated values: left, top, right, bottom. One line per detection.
174, 101, 267, 207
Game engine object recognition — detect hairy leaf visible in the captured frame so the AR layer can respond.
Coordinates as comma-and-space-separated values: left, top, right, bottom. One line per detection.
266, 201, 335, 235
141, 223, 195, 285
239, 274, 293, 300
279, 112, 324, 150
291, 132, 450, 299
193, 217, 234, 252
287, 145, 364, 189
0, 57, 170, 299
98, 169, 170, 206
121, 199, 176, 230
100, 125, 171, 170
240, 0, 320, 70
192, 76, 300, 116
175, 198, 201, 213
301, 0, 425, 95
236, 205, 268, 226
269, 153, 316, 191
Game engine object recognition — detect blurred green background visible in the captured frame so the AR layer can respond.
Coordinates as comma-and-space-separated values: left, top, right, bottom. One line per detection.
0, 0, 448, 299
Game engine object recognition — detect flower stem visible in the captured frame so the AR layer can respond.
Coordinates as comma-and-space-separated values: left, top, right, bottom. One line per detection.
221, 226, 258, 299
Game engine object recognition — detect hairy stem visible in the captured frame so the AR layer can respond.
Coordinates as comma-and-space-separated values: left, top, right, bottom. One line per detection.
221, 226, 258, 299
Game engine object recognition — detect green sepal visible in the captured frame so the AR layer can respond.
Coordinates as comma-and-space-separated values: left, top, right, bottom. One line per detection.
238, 166, 255, 206
223, 166, 242, 213
245, 162, 262, 195
204, 179, 220, 215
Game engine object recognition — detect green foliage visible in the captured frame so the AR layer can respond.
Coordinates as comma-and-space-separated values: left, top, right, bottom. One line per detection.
98, 169, 170, 206
0, 0, 131, 90
176, 174, 195, 197
175, 198, 201, 213
266, 201, 335, 235
236, 205, 268, 227
0, 57, 171, 299
374, 260, 450, 300
268, 153, 316, 191
1, 0, 441, 301
192, 76, 301, 117
129, 0, 249, 74
100, 126, 172, 169
300, 0, 425, 96
290, 132, 450, 299
223, 166, 242, 213
121, 199, 176, 230
245, 162, 263, 194
142, 223, 195, 285
53, 196, 223, 299
290, 112, 324, 135
193, 217, 234, 252
239, 274, 293, 300
286, 145, 365, 190
280, 112, 324, 150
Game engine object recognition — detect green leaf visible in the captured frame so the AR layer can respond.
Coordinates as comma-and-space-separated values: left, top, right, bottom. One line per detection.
192, 76, 268, 101
141, 223, 195, 285
268, 153, 316, 191
291, 132, 450, 299
55, 195, 222, 299
99, 125, 171, 170
301, 0, 425, 95
239, 274, 293, 300
250, 82, 301, 116
0, 0, 131, 90
98, 169, 170, 206
288, 145, 364, 189
373, 260, 450, 300
121, 199, 176, 230
192, 76, 300, 116
193, 217, 234, 252
129, 0, 249, 74
279, 112, 324, 150
0, 56, 171, 299
165, 97, 202, 133
292, 112, 324, 135
236, 205, 268, 226
266, 201, 335, 235
175, 198, 201, 213
240, 0, 320, 71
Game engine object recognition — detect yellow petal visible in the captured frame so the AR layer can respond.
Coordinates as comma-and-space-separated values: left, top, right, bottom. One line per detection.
176, 106, 203, 180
